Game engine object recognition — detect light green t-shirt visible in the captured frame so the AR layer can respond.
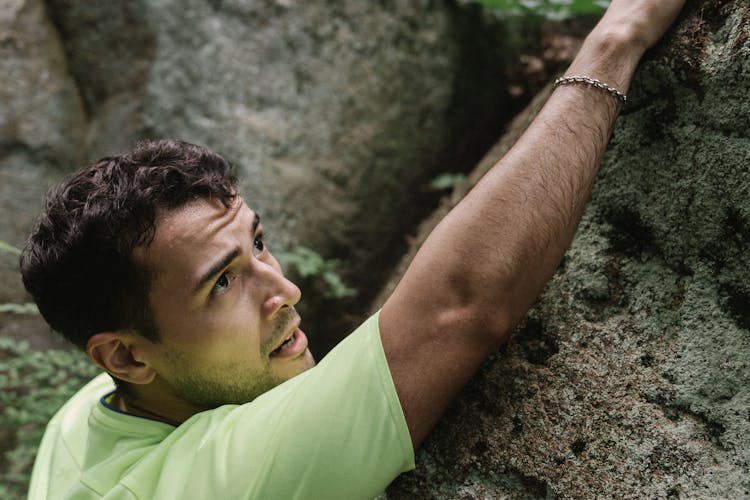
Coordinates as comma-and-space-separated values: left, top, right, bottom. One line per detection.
28, 313, 415, 499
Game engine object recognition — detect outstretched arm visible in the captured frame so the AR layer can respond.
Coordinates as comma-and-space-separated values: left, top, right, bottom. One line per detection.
379, 0, 686, 448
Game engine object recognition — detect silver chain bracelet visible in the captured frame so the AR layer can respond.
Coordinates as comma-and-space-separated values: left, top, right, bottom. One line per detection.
553, 75, 627, 104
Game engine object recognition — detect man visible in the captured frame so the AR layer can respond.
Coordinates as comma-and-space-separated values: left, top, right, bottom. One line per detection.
24, 0, 685, 497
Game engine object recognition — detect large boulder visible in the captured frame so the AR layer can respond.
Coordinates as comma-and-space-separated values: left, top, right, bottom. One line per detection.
0, 0, 87, 304
0, 2, 538, 495
385, 1, 750, 497
0, 1, 534, 495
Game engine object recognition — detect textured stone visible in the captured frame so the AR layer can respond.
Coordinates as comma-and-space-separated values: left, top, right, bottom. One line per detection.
0, 0, 87, 301
384, 1, 750, 497
34, 0, 528, 350
0, 2, 534, 494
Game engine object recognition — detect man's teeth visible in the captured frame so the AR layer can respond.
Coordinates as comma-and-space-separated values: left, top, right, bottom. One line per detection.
280, 334, 294, 348
271, 332, 295, 355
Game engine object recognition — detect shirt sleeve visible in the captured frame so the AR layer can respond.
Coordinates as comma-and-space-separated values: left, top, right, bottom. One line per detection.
140, 311, 415, 500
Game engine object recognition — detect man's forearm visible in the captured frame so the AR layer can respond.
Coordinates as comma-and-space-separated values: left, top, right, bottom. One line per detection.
391, 23, 647, 337
443, 29, 643, 332
439, 0, 689, 332
380, 0, 686, 447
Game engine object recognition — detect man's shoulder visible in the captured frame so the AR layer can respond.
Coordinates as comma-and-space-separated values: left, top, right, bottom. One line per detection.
28, 372, 112, 499
30, 372, 178, 498
31, 313, 413, 498
49, 372, 114, 439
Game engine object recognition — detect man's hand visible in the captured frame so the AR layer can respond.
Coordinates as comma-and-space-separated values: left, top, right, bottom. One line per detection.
600, 0, 687, 52
568, 0, 687, 93
379, 0, 686, 448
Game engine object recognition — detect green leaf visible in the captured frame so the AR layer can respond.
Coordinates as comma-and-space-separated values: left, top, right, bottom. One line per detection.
0, 239, 22, 256
280, 246, 326, 277
430, 173, 466, 190
473, 0, 608, 20
322, 271, 357, 299
0, 303, 39, 315
279, 245, 357, 299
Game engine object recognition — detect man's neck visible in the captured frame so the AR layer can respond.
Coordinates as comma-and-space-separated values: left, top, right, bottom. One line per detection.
112, 390, 198, 426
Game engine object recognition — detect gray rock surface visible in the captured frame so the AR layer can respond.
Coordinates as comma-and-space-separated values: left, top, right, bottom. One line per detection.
2, 0, 747, 497
0, 0, 86, 302
385, 1, 750, 497
0, 2, 529, 494
1, 0, 529, 350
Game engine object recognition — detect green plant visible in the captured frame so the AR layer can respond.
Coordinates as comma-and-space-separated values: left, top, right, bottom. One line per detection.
0, 240, 21, 256
430, 173, 467, 191
0, 239, 38, 316
0, 303, 38, 314
278, 246, 357, 299
473, 0, 609, 20
0, 337, 101, 499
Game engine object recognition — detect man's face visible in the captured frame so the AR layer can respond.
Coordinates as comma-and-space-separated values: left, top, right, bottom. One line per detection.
136, 196, 315, 409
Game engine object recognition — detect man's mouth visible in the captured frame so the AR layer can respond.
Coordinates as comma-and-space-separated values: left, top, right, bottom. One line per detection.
269, 327, 308, 358
273, 330, 295, 353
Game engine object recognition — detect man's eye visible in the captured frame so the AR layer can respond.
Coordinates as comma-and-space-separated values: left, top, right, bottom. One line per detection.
253, 235, 265, 254
212, 273, 231, 295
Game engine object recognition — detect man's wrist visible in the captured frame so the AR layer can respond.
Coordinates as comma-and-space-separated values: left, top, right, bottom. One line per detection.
554, 76, 628, 105
565, 25, 646, 96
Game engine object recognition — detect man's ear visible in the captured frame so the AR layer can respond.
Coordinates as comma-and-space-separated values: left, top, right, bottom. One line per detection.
87, 333, 157, 385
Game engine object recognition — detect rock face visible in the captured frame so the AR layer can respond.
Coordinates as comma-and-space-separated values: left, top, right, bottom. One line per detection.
0, 0, 528, 351
5, 0, 746, 496
385, 2, 750, 498
0, 0, 87, 303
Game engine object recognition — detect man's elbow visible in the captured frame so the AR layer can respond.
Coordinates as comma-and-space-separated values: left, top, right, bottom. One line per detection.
438, 300, 515, 351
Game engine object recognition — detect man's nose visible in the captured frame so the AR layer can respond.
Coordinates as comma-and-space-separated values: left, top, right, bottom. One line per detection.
259, 262, 301, 319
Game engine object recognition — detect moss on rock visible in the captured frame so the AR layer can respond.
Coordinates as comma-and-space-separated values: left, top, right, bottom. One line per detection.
386, 1, 750, 497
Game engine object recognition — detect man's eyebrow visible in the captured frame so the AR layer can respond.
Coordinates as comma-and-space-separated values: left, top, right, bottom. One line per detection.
191, 213, 261, 295
253, 213, 260, 233
193, 247, 241, 294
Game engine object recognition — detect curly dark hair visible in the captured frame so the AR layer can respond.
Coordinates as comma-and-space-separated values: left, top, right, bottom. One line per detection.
21, 139, 238, 350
